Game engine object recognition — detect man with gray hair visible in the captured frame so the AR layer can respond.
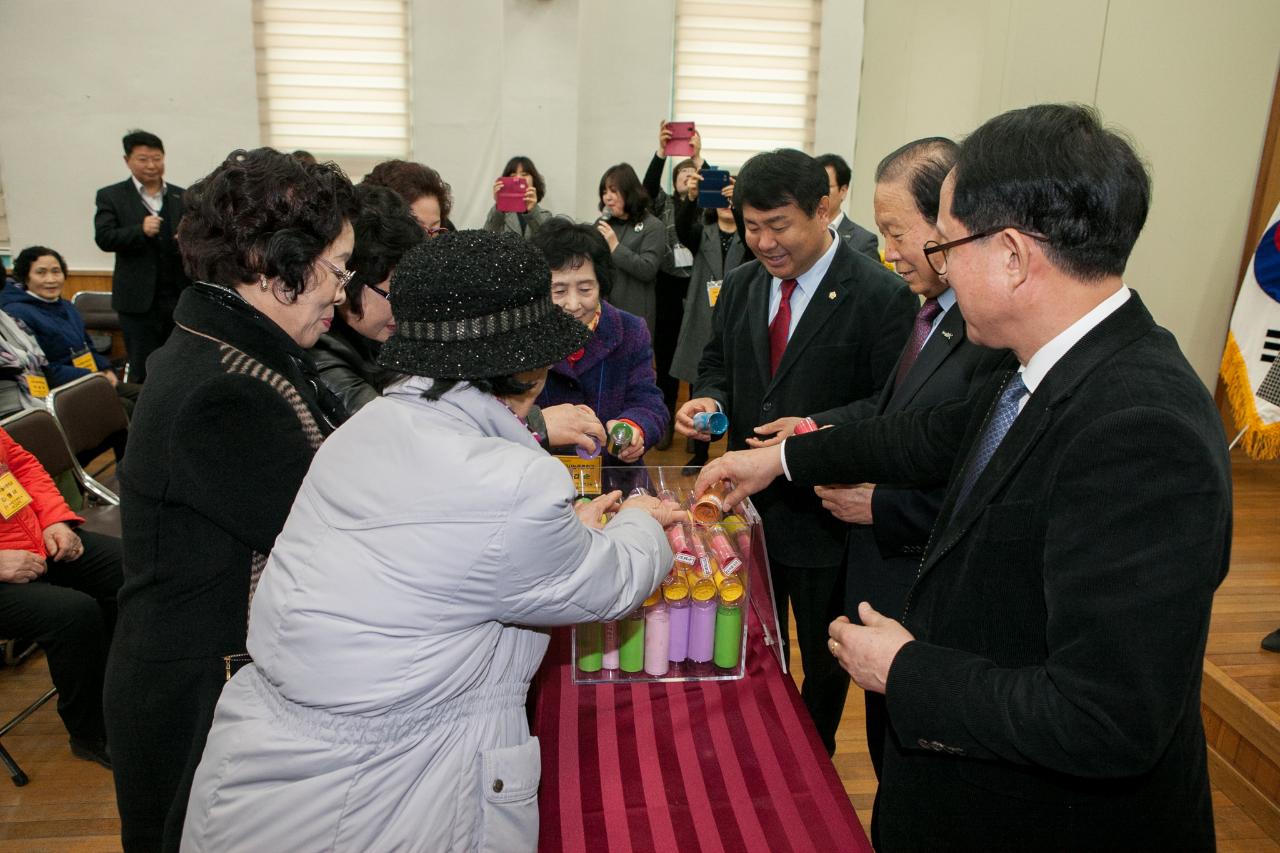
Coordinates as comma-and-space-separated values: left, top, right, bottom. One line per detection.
816, 137, 1001, 791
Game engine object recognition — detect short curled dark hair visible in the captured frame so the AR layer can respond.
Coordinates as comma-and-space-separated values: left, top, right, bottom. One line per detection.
597, 163, 651, 222
529, 217, 615, 298
502, 156, 546, 203
418, 375, 535, 401
874, 137, 958, 225
13, 245, 68, 285
950, 104, 1150, 281
363, 159, 453, 221
736, 149, 829, 217
176, 148, 357, 299
345, 184, 425, 318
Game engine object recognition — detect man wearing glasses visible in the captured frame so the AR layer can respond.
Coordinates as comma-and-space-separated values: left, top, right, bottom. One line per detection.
697, 104, 1229, 850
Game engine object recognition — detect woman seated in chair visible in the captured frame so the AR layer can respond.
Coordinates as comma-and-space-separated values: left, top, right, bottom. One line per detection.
0, 426, 122, 770
0, 308, 52, 419
2, 247, 140, 414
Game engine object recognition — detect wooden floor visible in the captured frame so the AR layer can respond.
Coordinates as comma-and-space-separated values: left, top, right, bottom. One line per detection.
1206, 455, 1280, 709
0, 441, 1274, 850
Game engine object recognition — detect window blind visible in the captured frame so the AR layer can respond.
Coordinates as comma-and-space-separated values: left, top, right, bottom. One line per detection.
673, 0, 822, 171
253, 0, 411, 175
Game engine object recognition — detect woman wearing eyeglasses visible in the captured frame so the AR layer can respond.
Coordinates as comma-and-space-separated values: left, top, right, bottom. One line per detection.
312, 185, 424, 413
103, 148, 356, 853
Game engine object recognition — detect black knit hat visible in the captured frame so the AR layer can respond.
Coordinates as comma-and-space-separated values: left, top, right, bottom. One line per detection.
378, 230, 590, 379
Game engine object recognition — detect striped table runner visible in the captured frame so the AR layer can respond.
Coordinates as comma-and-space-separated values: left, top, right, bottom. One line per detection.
533, 610, 871, 852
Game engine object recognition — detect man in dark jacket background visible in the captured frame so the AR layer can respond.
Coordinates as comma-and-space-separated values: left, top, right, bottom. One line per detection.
94, 129, 190, 382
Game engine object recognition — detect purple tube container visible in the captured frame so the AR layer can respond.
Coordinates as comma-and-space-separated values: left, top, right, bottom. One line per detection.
688, 595, 717, 663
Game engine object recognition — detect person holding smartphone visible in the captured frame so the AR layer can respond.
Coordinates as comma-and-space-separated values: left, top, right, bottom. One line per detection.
595, 163, 666, 338
643, 120, 705, 449
669, 174, 745, 471
484, 156, 553, 240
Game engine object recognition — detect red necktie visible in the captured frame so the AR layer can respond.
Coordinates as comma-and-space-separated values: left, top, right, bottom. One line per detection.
769, 278, 799, 376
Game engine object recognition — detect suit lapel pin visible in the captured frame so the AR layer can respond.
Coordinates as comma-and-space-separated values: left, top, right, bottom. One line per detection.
828, 291, 836, 300
942, 331, 953, 339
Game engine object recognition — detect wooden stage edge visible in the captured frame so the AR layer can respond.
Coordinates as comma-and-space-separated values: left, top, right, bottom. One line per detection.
1205, 660, 1280, 843
1201, 450, 1280, 846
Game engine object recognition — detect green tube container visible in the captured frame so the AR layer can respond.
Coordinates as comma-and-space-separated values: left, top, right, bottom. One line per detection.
713, 584, 745, 669
618, 608, 646, 672
576, 622, 603, 673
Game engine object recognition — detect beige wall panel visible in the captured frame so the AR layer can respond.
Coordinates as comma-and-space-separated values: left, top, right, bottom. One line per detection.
1094, 0, 1280, 385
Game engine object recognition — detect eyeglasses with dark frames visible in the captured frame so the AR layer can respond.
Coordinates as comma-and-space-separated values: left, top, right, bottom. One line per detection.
365, 282, 391, 301
316, 256, 355, 289
923, 226, 1049, 276
425, 225, 450, 238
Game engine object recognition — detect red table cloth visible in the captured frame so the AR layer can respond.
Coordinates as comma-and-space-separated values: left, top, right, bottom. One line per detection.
532, 611, 871, 852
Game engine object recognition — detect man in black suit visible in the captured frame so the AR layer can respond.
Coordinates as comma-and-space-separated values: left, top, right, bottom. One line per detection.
816, 137, 1001, 786
697, 104, 1230, 851
94, 129, 190, 382
816, 153, 880, 262
675, 148, 917, 754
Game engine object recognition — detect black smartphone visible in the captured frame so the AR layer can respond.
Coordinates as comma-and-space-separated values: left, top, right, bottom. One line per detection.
698, 169, 730, 208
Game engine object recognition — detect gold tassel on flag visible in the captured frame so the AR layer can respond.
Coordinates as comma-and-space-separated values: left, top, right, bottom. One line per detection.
1220, 201, 1280, 461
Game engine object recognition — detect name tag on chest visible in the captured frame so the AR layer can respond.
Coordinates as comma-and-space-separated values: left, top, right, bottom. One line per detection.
71, 349, 97, 372
24, 374, 49, 398
0, 470, 34, 520
706, 280, 723, 307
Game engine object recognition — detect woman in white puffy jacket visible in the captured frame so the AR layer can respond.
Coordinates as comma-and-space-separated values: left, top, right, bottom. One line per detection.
181, 231, 678, 853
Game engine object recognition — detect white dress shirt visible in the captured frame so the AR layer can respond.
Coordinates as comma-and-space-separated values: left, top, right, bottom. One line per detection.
132, 176, 166, 215
1017, 285, 1130, 412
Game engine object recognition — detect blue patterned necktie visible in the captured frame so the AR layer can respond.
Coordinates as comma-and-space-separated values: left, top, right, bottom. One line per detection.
954, 372, 1029, 510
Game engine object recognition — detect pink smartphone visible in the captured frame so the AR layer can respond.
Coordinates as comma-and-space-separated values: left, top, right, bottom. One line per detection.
497, 176, 528, 213
665, 121, 696, 157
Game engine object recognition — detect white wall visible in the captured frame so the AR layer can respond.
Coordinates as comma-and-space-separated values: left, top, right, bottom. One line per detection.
0, 0, 678, 269
0, 0, 261, 271
813, 0, 866, 217
850, 0, 1280, 386
410, 0, 675, 229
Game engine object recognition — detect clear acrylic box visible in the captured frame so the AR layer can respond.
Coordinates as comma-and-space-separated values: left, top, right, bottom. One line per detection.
567, 465, 783, 684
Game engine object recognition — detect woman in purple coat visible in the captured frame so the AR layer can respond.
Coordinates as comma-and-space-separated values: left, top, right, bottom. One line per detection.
532, 219, 668, 464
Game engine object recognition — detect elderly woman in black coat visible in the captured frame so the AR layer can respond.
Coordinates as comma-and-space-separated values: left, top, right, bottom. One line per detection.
103, 148, 357, 853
